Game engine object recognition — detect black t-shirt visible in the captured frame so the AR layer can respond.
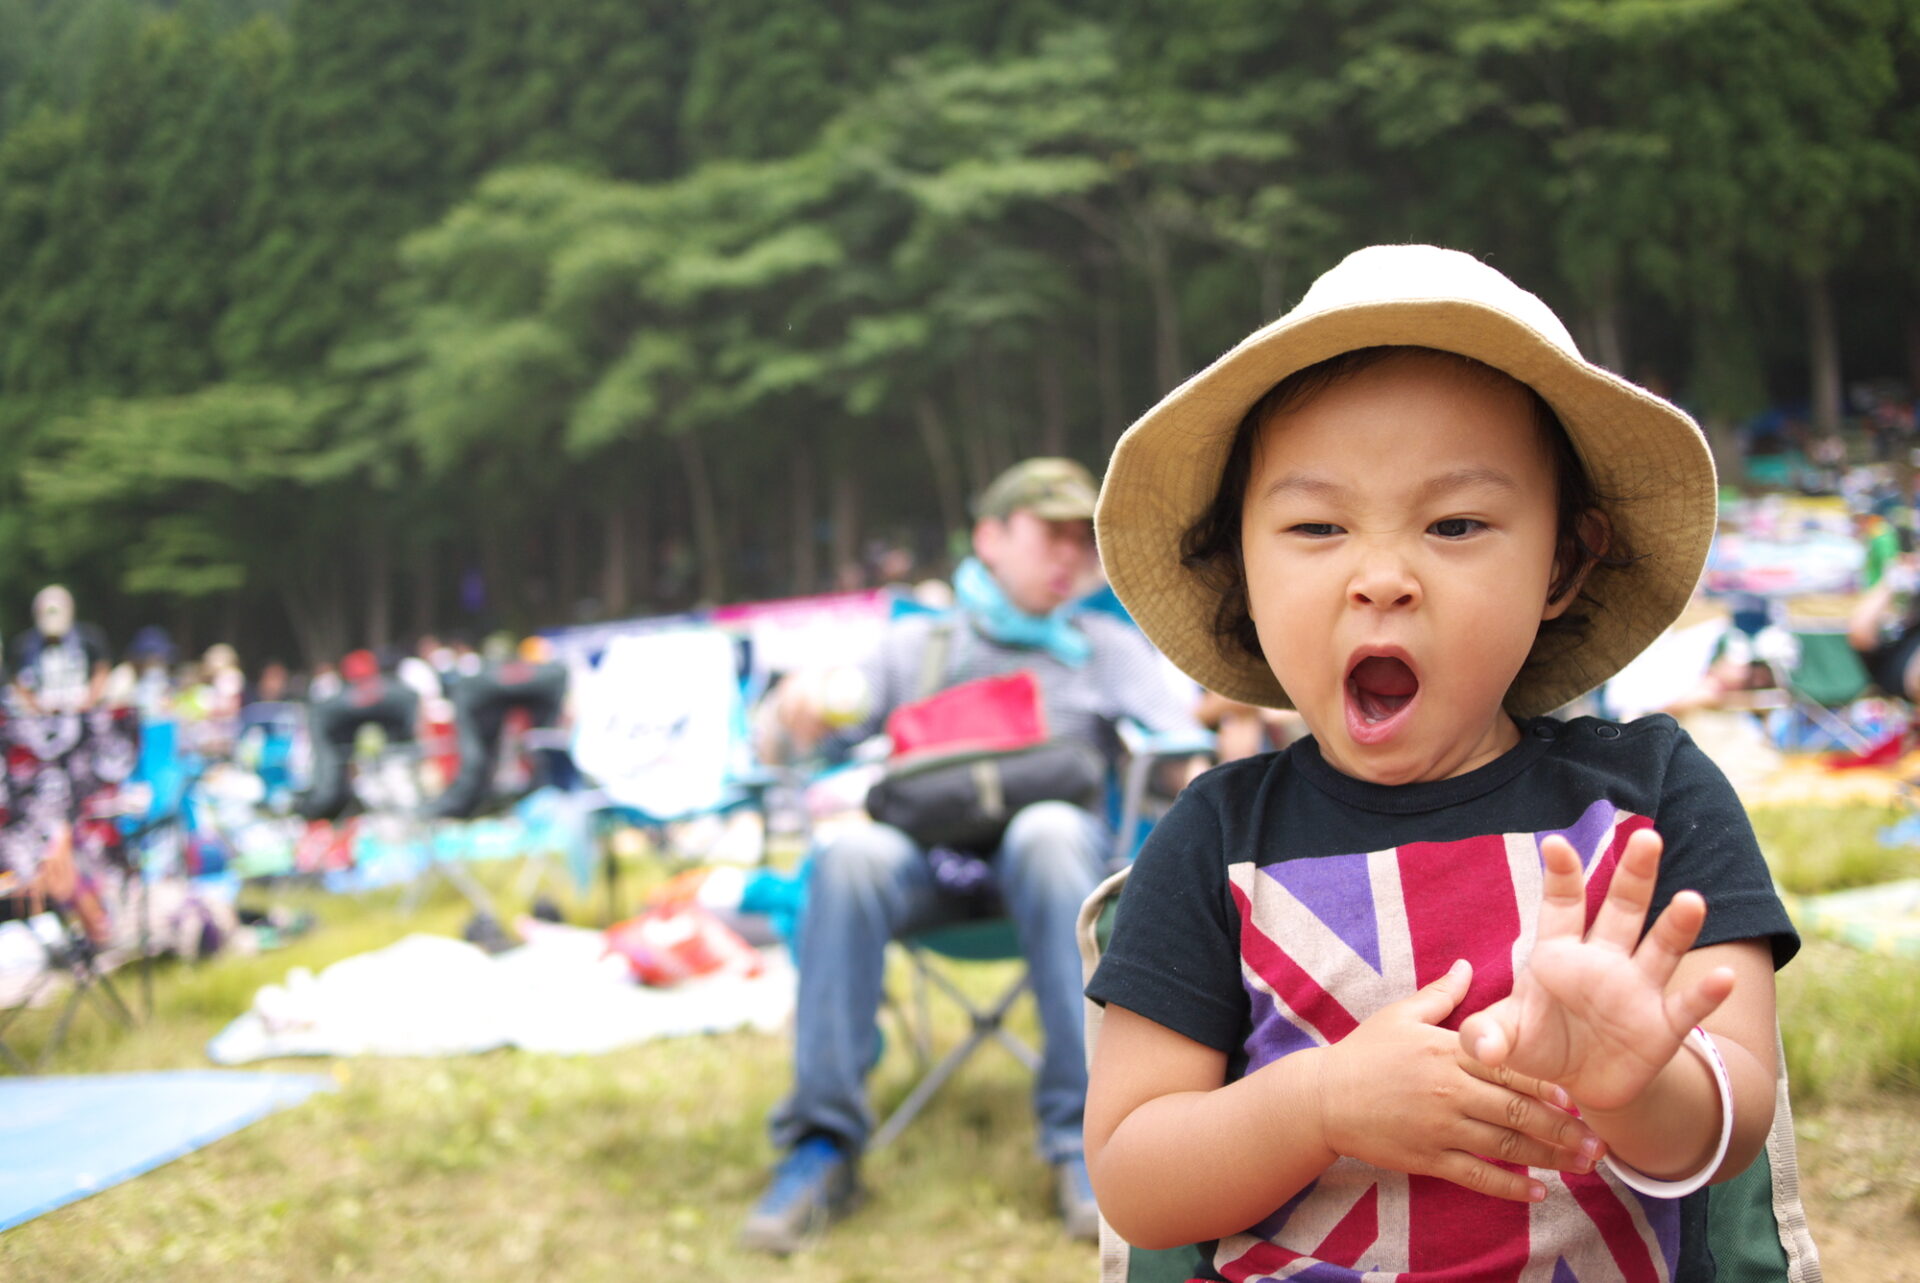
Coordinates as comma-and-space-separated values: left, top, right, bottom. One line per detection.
1088, 714, 1798, 1282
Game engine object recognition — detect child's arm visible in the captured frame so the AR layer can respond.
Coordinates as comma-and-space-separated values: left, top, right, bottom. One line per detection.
1458, 829, 1778, 1185
1086, 962, 1603, 1250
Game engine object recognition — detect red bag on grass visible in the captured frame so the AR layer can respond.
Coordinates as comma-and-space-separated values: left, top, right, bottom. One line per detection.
604, 901, 764, 987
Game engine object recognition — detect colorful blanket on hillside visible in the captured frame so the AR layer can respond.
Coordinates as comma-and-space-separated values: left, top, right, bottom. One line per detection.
1782, 878, 1920, 957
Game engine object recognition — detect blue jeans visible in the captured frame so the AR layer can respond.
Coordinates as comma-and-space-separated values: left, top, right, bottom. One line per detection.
769, 800, 1107, 1164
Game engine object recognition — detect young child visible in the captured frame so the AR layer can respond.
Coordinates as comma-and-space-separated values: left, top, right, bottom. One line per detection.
1085, 245, 1799, 1281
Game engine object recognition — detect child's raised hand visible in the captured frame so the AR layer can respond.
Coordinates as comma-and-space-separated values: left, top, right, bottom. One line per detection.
1315, 958, 1602, 1203
1457, 830, 1736, 1112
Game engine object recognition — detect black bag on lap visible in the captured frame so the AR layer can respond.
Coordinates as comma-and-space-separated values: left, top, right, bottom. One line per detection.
865, 739, 1103, 854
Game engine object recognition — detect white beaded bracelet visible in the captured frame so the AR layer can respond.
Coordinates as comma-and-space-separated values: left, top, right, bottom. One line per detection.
1601, 1026, 1734, 1198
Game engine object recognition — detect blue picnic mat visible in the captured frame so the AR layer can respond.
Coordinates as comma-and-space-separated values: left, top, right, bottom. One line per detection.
0, 1070, 332, 1232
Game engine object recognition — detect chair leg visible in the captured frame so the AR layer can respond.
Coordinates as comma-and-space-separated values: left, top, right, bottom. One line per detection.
1792, 696, 1875, 754
869, 961, 1036, 1153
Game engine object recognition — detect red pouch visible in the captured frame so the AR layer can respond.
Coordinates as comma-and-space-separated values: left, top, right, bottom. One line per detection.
884, 670, 1046, 760
604, 901, 764, 986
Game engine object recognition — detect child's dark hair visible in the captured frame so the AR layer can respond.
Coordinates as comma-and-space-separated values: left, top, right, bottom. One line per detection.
1179, 346, 1632, 669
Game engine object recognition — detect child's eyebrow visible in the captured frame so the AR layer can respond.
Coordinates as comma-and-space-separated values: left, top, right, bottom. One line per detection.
1253, 473, 1350, 506
1413, 467, 1521, 503
1254, 466, 1519, 508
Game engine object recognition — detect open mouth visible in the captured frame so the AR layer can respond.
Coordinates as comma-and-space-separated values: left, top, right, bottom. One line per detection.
1345, 652, 1419, 741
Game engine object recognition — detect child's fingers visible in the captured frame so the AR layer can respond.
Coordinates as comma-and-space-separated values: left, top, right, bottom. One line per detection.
1449, 1119, 1597, 1177
1457, 1001, 1515, 1068
1452, 1059, 1601, 1157
1428, 1150, 1547, 1205
1632, 888, 1708, 988
1662, 965, 1736, 1034
1454, 1056, 1575, 1116
1534, 835, 1587, 943
1586, 828, 1665, 951
1400, 958, 1473, 1026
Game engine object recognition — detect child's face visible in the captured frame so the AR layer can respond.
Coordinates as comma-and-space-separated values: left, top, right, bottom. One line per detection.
1239, 352, 1573, 785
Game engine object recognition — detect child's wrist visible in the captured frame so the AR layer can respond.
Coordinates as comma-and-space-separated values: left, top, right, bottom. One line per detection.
1293, 1045, 1343, 1168
1594, 1027, 1733, 1197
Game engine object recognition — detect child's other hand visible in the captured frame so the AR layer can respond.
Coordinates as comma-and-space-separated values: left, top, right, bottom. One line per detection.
1457, 830, 1737, 1113
1315, 958, 1603, 1203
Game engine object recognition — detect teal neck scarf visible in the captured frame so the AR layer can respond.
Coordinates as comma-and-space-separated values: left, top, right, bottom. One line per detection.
952, 556, 1090, 668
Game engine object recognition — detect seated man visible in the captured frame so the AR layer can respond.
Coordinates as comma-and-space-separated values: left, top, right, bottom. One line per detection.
9, 585, 109, 715
1848, 551, 1920, 702
742, 458, 1206, 1253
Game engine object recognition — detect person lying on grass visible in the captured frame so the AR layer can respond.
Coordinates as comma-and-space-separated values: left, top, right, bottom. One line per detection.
1085, 245, 1799, 1280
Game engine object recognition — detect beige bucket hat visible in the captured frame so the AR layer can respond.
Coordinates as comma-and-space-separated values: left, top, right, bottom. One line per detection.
1096, 243, 1718, 719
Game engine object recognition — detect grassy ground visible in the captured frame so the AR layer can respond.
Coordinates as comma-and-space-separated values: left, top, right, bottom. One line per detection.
1, 807, 1917, 1280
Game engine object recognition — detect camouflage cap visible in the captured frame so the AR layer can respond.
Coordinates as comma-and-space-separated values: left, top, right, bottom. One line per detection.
974, 457, 1099, 521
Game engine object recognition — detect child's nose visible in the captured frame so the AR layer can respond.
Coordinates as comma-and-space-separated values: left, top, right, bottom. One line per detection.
1347, 554, 1420, 609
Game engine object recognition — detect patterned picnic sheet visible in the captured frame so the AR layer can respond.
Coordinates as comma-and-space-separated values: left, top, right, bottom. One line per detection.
1781, 879, 1920, 958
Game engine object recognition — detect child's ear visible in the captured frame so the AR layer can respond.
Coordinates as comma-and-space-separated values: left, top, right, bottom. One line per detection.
1542, 508, 1611, 622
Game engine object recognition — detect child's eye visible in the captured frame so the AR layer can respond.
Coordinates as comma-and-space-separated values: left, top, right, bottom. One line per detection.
1430, 517, 1486, 538
1289, 522, 1343, 538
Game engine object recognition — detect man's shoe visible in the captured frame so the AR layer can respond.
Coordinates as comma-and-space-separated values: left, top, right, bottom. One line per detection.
740, 1134, 863, 1254
1055, 1153, 1100, 1241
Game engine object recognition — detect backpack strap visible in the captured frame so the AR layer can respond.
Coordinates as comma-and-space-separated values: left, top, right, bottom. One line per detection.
914, 617, 959, 702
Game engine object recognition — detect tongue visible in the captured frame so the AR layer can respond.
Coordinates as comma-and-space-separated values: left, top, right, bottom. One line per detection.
1352, 656, 1417, 697
1350, 656, 1417, 723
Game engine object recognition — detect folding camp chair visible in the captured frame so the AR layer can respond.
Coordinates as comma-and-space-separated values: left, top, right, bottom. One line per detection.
1766, 614, 1880, 755
869, 722, 1213, 1152
870, 916, 1038, 1152
569, 627, 779, 920
0, 892, 138, 1074
1075, 869, 1822, 1282
0, 706, 151, 1070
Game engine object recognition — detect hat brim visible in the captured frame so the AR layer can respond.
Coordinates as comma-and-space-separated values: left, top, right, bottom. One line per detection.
1024, 496, 1098, 521
1096, 298, 1717, 719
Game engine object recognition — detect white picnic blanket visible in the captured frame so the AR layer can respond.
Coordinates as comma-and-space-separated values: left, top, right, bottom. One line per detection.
206, 923, 793, 1063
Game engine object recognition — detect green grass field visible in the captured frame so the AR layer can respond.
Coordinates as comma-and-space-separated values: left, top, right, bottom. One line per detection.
1, 805, 1917, 1280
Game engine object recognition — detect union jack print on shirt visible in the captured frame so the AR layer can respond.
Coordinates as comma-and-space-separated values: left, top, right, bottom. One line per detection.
1218, 798, 1679, 1283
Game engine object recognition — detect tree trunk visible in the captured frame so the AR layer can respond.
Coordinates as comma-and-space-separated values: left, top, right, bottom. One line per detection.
914, 396, 967, 541
410, 538, 436, 640
675, 431, 725, 604
555, 503, 579, 621
957, 364, 991, 498
1140, 222, 1185, 394
1591, 274, 1626, 375
790, 437, 817, 595
1259, 254, 1288, 326
982, 345, 1014, 481
320, 557, 349, 662
829, 463, 860, 591
479, 521, 509, 630
1806, 271, 1843, 434
599, 503, 629, 618
1093, 251, 1127, 450
632, 488, 654, 611
220, 594, 241, 658
279, 576, 320, 670
1702, 413, 1745, 491
365, 515, 392, 651
1905, 309, 1920, 401
1036, 340, 1067, 455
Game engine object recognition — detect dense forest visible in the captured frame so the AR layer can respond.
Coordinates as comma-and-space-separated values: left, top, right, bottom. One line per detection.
1, 0, 1915, 665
